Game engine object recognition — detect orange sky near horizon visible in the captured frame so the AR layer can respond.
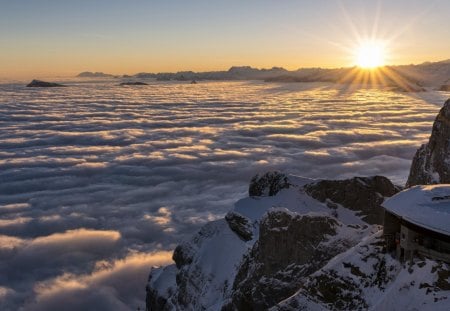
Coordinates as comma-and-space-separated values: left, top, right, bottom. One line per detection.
1, 0, 449, 80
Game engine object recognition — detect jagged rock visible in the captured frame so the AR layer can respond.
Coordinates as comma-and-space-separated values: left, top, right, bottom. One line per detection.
146, 265, 176, 311
119, 81, 148, 86
225, 211, 253, 241
304, 176, 400, 225
406, 98, 450, 187
26, 80, 65, 87
248, 171, 290, 197
224, 209, 352, 310
439, 85, 450, 91
272, 234, 450, 311
172, 242, 195, 269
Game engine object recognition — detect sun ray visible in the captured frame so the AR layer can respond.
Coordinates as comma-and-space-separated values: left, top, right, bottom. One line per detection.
379, 66, 415, 91
337, 0, 364, 44
371, 0, 382, 39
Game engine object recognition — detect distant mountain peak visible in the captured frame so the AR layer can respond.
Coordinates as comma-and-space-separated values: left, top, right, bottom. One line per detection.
77, 71, 114, 78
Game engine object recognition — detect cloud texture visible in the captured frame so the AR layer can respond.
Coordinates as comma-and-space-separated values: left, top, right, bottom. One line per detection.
0, 80, 447, 309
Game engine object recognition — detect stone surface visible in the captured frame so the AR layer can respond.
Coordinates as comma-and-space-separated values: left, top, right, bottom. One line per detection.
225, 211, 253, 241
248, 171, 290, 197
224, 210, 347, 310
406, 98, 450, 187
172, 242, 194, 269
304, 176, 400, 224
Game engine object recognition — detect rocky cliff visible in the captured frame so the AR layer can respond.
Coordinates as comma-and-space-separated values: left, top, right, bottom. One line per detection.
406, 98, 450, 187
146, 174, 405, 310
223, 210, 366, 310
273, 233, 450, 311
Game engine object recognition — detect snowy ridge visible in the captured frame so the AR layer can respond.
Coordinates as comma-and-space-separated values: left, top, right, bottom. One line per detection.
274, 232, 450, 311
147, 219, 251, 310
146, 173, 410, 310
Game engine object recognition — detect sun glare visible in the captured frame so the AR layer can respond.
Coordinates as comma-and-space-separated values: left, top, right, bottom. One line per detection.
355, 41, 386, 69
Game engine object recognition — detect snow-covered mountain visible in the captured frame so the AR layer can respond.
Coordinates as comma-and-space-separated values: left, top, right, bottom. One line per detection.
273, 233, 450, 311
146, 98, 450, 311
146, 174, 399, 310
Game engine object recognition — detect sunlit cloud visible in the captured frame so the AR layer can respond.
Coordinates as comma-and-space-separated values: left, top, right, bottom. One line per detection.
27, 251, 173, 311
0, 80, 443, 310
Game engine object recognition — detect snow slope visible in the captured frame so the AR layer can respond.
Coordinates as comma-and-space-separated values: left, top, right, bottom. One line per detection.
274, 232, 450, 311
146, 174, 401, 310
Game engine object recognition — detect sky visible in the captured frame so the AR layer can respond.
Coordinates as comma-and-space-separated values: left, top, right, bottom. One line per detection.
1, 0, 450, 79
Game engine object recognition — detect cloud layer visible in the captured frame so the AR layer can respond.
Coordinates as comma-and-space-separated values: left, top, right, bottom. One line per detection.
0, 80, 447, 309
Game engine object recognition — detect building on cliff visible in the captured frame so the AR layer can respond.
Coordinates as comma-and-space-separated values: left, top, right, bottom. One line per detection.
382, 185, 450, 263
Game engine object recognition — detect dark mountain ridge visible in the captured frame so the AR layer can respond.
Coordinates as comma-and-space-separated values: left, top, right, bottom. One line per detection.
78, 59, 450, 89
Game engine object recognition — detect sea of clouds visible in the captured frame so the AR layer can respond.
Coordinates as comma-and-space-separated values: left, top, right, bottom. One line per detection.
0, 80, 448, 310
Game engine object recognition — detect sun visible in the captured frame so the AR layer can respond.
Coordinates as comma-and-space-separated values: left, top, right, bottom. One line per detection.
355, 41, 386, 69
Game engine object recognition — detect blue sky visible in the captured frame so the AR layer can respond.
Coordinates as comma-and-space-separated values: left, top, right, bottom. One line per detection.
1, 0, 449, 78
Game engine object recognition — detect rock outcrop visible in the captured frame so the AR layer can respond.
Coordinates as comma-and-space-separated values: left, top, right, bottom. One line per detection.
224, 210, 352, 310
406, 98, 450, 187
248, 171, 290, 197
304, 176, 400, 224
225, 211, 253, 241
272, 233, 450, 311
26, 80, 65, 87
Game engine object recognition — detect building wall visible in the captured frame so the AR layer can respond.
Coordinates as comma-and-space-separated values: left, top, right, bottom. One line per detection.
398, 224, 450, 262
383, 209, 450, 263
399, 225, 415, 261
383, 210, 401, 251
